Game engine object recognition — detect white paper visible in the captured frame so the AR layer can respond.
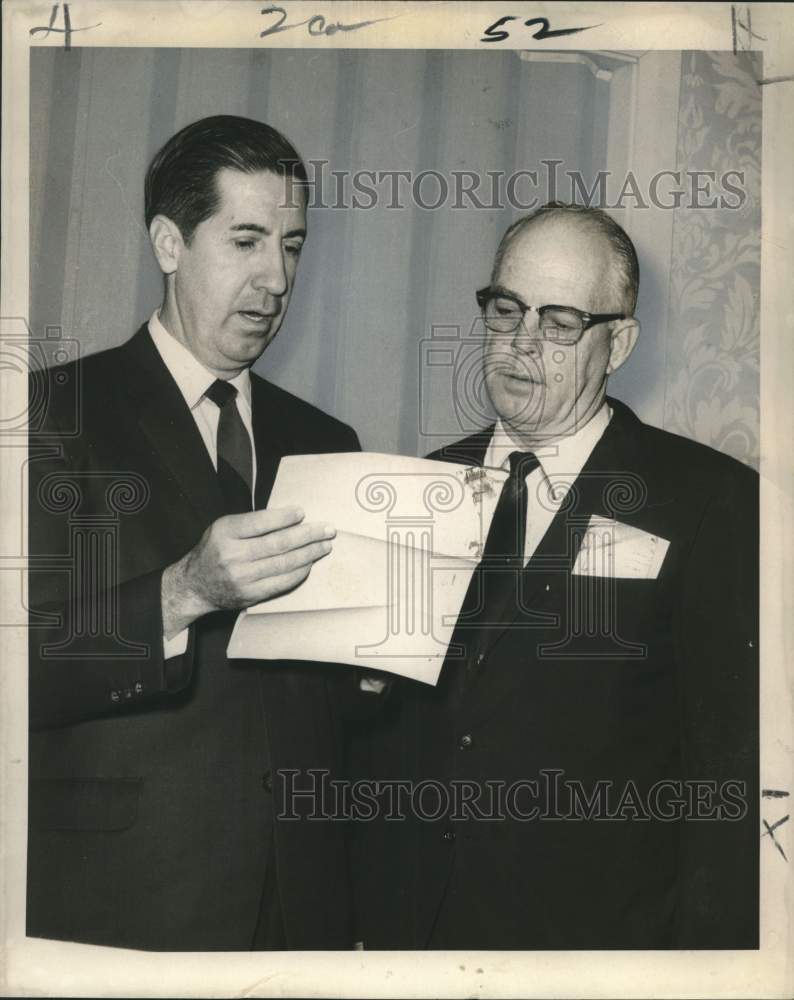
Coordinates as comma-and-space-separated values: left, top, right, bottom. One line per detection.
227, 453, 508, 684
572, 515, 671, 579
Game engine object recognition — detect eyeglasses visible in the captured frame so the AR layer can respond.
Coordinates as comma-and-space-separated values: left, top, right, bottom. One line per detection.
476, 286, 626, 345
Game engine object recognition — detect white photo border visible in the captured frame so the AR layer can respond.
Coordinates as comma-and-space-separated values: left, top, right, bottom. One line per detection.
2, 2, 792, 997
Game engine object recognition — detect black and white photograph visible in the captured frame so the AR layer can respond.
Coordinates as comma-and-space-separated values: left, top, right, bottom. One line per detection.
1, 2, 792, 997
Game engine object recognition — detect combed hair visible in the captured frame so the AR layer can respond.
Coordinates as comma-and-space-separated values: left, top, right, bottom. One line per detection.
492, 202, 640, 314
144, 115, 307, 243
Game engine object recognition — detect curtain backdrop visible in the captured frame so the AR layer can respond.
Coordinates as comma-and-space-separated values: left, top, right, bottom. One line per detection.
30, 48, 760, 466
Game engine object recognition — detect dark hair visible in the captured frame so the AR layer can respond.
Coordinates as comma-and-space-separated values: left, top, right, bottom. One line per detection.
493, 202, 640, 314
144, 115, 308, 243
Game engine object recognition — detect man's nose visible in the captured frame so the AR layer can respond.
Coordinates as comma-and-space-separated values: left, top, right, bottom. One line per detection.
511, 314, 544, 355
251, 244, 288, 297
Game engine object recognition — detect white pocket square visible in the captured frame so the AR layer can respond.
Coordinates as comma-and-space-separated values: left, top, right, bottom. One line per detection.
572, 516, 670, 579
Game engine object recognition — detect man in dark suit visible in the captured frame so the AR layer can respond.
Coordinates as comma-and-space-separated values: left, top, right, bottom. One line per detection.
352, 203, 758, 949
27, 115, 366, 951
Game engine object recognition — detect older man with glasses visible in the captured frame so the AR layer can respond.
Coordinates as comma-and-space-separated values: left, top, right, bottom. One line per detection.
353, 202, 759, 952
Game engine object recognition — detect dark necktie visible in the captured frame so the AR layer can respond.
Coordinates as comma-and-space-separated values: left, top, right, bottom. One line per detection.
204, 379, 253, 515
453, 449, 540, 675
482, 449, 540, 569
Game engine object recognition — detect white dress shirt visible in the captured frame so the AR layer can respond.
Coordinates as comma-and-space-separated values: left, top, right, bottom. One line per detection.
148, 311, 257, 659
148, 311, 257, 485
483, 403, 612, 565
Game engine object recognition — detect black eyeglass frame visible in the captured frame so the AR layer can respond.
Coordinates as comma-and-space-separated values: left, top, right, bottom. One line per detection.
475, 286, 626, 343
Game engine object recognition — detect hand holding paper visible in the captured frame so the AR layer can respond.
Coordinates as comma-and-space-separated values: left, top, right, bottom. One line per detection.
227, 452, 509, 684
162, 506, 336, 639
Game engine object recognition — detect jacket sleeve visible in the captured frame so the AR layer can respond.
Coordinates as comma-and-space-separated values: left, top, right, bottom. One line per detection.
672, 461, 759, 947
27, 398, 196, 730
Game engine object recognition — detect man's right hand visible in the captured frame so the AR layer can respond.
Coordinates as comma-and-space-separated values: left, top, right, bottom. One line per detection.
161, 507, 334, 638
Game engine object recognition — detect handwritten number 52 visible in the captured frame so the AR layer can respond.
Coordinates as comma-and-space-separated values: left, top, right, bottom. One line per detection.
481, 16, 598, 43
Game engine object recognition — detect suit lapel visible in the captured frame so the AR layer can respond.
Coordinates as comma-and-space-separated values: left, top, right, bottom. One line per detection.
429, 428, 493, 468
119, 330, 302, 521
250, 375, 294, 509
118, 326, 224, 527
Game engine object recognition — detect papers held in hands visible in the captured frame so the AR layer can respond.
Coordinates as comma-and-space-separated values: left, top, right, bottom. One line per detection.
227, 452, 508, 685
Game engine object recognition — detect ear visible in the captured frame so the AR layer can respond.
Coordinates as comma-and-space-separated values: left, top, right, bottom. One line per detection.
606, 317, 640, 375
148, 215, 184, 276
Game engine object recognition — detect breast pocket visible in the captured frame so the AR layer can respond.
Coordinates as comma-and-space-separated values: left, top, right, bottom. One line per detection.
29, 778, 141, 832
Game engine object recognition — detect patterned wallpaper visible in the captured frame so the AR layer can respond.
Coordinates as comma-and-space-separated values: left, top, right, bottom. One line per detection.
664, 52, 762, 469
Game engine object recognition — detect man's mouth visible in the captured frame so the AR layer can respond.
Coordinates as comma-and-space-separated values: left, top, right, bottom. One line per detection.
499, 367, 543, 386
238, 309, 278, 325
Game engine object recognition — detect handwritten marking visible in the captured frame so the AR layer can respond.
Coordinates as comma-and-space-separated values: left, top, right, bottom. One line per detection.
763, 814, 789, 834
260, 5, 400, 40
29, 3, 101, 51
732, 4, 767, 55
762, 789, 790, 798
482, 15, 599, 44
757, 75, 794, 86
729, 6, 791, 86
762, 815, 789, 862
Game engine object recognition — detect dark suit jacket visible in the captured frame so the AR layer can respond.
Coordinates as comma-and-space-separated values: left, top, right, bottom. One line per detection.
27, 325, 362, 951
351, 397, 758, 950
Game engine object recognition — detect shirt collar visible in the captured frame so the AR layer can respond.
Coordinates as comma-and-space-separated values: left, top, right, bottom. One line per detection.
147, 310, 252, 412
485, 402, 612, 481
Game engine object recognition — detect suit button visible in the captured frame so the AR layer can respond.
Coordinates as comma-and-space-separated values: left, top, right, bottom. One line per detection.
459, 734, 473, 749
442, 830, 456, 843
261, 771, 273, 792
110, 690, 120, 703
